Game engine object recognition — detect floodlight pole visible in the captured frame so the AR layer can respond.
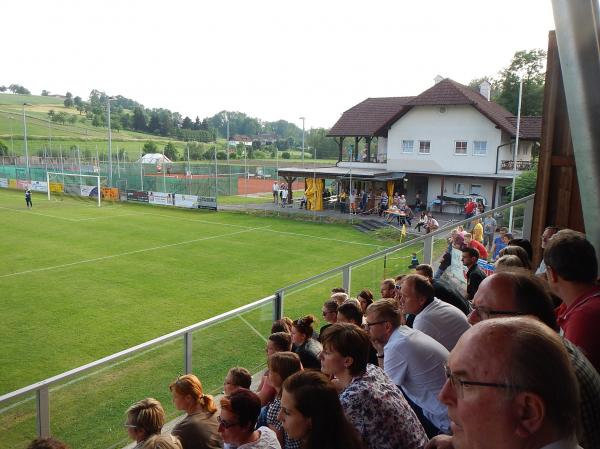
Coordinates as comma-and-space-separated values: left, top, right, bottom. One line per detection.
107, 97, 114, 188
22, 103, 31, 181
300, 116, 305, 168
508, 78, 523, 233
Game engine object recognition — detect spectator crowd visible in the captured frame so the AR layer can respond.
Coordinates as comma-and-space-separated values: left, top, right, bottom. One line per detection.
29, 226, 599, 449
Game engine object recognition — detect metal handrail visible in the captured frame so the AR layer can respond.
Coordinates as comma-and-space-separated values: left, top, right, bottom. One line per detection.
0, 294, 276, 404
280, 194, 535, 292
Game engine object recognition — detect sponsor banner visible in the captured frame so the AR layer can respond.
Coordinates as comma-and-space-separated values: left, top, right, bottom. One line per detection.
50, 182, 64, 193
16, 180, 30, 190
148, 191, 175, 206
80, 185, 99, 198
120, 191, 128, 201
477, 259, 495, 277
9, 179, 17, 189
197, 196, 217, 210
126, 190, 149, 203
65, 184, 81, 195
0, 178, 8, 188
101, 187, 120, 201
30, 181, 48, 192
174, 194, 198, 209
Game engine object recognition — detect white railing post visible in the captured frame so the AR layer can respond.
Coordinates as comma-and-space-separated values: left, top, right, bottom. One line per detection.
423, 235, 434, 265
36, 386, 50, 438
342, 266, 351, 293
184, 332, 192, 374
273, 291, 284, 322
522, 196, 535, 241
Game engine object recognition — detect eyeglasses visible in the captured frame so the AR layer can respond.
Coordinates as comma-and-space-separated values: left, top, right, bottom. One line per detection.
443, 364, 522, 398
471, 305, 526, 321
217, 415, 239, 429
365, 320, 388, 329
123, 422, 137, 429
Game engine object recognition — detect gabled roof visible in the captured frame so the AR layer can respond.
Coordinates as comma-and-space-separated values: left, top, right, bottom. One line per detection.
328, 78, 541, 140
328, 97, 413, 137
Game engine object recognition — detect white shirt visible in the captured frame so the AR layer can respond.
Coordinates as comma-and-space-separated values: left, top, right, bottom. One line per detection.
536, 259, 547, 275
238, 427, 281, 449
384, 326, 450, 433
540, 438, 582, 449
281, 189, 288, 199
272, 183, 279, 192
414, 298, 471, 351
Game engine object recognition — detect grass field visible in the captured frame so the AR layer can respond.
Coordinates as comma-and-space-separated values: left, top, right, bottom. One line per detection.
0, 188, 443, 448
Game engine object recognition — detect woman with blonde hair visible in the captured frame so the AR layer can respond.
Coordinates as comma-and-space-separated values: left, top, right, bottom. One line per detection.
169, 374, 223, 449
142, 435, 183, 449
125, 398, 166, 449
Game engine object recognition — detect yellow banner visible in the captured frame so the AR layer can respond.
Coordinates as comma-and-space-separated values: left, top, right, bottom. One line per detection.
9, 179, 17, 189
101, 187, 119, 201
49, 182, 64, 193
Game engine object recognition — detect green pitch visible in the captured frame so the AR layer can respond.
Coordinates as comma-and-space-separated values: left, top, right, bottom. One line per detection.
0, 188, 437, 448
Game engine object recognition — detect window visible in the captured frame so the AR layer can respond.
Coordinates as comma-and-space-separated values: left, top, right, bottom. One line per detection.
455, 141, 468, 155
470, 184, 482, 195
419, 140, 431, 154
473, 141, 487, 156
402, 140, 414, 153
454, 183, 466, 195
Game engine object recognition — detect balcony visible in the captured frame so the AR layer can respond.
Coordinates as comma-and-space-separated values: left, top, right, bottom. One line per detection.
500, 160, 533, 171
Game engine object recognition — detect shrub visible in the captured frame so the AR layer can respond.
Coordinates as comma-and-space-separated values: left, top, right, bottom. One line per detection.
282, 151, 291, 159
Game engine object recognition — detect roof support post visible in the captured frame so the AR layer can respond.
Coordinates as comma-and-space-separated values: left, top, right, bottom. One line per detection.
552, 0, 600, 265
337, 137, 345, 162
366, 137, 372, 162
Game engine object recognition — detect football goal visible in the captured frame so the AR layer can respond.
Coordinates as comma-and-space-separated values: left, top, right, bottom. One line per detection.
46, 172, 106, 207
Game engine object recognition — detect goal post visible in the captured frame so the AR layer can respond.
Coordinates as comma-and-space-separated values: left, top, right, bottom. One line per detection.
46, 172, 104, 207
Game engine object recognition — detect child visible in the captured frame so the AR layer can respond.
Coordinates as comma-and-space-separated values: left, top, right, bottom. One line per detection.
266, 352, 303, 449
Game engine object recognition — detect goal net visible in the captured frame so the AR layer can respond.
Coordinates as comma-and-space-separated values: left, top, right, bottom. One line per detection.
46, 172, 106, 207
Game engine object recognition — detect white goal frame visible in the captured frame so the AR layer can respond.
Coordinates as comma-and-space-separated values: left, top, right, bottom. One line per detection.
46, 172, 104, 207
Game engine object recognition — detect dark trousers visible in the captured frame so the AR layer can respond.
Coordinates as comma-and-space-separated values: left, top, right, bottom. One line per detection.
398, 386, 443, 438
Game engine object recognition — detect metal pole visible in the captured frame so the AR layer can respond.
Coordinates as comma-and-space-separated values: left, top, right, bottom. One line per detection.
140, 149, 144, 191
9, 114, 14, 155
107, 98, 113, 187
162, 145, 166, 192
214, 146, 218, 204
300, 116, 305, 168
508, 78, 523, 232
22, 104, 30, 181
186, 143, 191, 195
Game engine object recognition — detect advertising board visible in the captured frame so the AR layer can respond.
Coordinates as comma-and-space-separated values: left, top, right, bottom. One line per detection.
30, 181, 48, 192
126, 190, 149, 203
0, 178, 8, 188
174, 194, 198, 209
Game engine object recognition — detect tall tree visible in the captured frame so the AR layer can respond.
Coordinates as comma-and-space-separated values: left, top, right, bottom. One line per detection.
148, 112, 161, 134
182, 116, 193, 129
163, 142, 178, 160
41, 90, 49, 96
0, 86, 6, 92
132, 107, 147, 131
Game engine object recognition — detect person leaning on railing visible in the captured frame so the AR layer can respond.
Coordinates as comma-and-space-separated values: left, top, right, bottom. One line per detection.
169, 374, 223, 449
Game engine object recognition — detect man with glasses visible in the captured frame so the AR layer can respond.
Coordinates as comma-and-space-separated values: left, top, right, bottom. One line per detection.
427, 317, 581, 449
319, 299, 338, 340
365, 299, 450, 437
218, 389, 281, 449
465, 270, 600, 449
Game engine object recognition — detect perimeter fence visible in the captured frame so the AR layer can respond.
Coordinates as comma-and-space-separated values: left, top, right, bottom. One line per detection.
0, 187, 534, 449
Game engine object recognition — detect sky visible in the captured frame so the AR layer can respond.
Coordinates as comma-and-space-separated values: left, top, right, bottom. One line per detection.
3, 0, 556, 129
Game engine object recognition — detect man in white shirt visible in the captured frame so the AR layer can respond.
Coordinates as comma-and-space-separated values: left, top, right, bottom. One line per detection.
426, 317, 582, 449
399, 274, 470, 351
366, 299, 451, 436
272, 182, 279, 205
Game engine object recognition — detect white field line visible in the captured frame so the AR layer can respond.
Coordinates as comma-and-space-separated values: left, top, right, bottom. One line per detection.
74, 213, 141, 222
0, 205, 79, 222
0, 226, 270, 278
238, 315, 268, 343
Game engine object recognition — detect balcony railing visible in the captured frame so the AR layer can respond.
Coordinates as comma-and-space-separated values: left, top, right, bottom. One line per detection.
500, 160, 532, 171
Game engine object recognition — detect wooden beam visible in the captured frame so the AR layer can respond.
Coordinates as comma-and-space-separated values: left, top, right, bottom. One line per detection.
366, 137, 372, 162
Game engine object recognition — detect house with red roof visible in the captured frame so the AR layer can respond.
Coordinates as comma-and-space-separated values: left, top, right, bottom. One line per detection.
279, 77, 541, 211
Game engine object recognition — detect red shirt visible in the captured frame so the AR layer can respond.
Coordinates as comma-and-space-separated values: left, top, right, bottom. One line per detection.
465, 202, 476, 214
469, 240, 488, 260
556, 285, 600, 373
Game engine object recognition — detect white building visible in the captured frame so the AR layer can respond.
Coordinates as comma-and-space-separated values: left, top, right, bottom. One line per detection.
279, 78, 541, 211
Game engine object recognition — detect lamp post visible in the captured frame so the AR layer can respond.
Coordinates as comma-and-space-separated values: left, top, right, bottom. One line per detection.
508, 78, 523, 233
300, 116, 305, 168
22, 103, 31, 180
107, 96, 115, 187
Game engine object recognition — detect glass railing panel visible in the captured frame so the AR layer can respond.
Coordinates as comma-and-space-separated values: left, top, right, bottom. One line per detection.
48, 337, 183, 449
0, 393, 37, 449
282, 272, 344, 323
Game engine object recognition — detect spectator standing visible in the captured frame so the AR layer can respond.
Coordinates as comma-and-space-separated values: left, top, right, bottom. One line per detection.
291, 316, 322, 370
365, 300, 450, 436
471, 218, 484, 243
536, 225, 560, 276
219, 390, 281, 449
124, 398, 165, 449
428, 318, 582, 449
463, 198, 476, 219
378, 191, 388, 216
545, 230, 600, 373
339, 190, 347, 213
462, 247, 486, 302
467, 270, 600, 449
279, 371, 365, 449
398, 194, 407, 208
272, 183, 279, 204
170, 375, 222, 449
491, 227, 507, 260
320, 323, 428, 449
399, 275, 470, 351
360, 190, 368, 213
463, 232, 488, 260
349, 190, 357, 215
482, 214, 497, 252
281, 187, 288, 208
